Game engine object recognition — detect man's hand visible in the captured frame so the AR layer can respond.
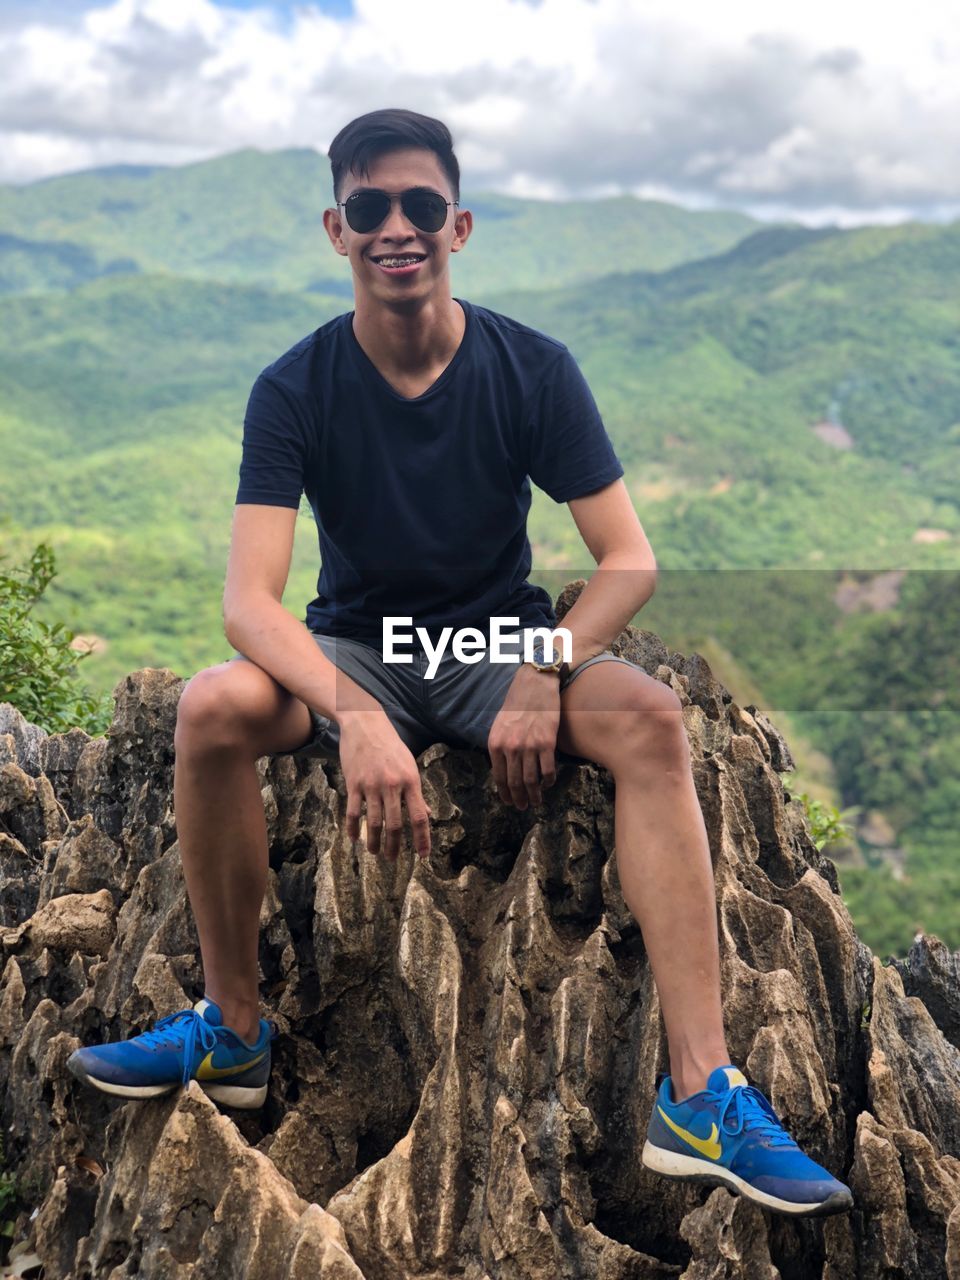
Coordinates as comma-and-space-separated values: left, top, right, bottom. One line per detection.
338, 710, 432, 861
488, 666, 561, 810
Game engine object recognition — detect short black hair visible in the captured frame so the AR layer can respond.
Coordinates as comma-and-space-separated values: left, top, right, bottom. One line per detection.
328, 108, 460, 204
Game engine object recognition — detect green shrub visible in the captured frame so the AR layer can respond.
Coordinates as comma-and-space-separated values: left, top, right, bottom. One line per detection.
0, 540, 112, 735
794, 788, 859, 852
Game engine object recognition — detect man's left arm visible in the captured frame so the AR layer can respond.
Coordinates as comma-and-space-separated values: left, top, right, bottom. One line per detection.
521, 349, 656, 665
490, 350, 653, 808
489, 478, 655, 811
557, 477, 658, 669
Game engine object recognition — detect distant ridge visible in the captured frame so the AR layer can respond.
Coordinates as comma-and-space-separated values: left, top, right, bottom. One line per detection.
24, 161, 164, 186
0, 146, 762, 296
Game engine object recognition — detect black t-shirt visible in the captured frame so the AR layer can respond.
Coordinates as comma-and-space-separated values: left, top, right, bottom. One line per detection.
235, 298, 624, 642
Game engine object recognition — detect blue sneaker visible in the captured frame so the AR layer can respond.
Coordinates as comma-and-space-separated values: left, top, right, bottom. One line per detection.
641, 1064, 854, 1216
66, 997, 276, 1110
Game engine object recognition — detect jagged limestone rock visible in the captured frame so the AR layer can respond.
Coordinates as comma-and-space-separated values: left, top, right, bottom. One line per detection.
1, 602, 958, 1278
894, 935, 960, 1052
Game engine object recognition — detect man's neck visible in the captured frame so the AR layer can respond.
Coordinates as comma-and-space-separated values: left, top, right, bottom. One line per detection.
352, 294, 465, 380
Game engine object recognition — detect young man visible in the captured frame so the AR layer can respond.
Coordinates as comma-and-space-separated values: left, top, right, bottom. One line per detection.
67, 110, 852, 1218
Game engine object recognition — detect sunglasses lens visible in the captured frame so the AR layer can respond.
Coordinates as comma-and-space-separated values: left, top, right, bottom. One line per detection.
343, 190, 450, 233
403, 191, 449, 231
344, 191, 391, 232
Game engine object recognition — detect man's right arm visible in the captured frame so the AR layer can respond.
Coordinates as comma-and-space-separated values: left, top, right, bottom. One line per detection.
222, 503, 382, 724
222, 503, 433, 860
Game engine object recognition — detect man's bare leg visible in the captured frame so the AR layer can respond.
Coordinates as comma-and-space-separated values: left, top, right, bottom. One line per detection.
557, 663, 729, 1102
173, 658, 313, 1044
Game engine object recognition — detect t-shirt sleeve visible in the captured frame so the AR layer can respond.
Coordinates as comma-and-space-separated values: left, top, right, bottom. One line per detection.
526, 347, 624, 503
235, 372, 311, 509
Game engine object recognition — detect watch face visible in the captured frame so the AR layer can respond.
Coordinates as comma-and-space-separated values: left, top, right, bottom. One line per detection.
530, 640, 561, 668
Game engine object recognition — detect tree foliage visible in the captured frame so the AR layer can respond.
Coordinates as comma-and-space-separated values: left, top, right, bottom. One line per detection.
0, 540, 111, 735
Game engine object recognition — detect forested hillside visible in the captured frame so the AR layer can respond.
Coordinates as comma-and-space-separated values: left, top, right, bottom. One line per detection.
0, 148, 757, 296
1, 147, 957, 956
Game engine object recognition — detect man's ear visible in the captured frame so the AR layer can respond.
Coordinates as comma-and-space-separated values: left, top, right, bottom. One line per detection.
322, 206, 348, 257
450, 207, 473, 254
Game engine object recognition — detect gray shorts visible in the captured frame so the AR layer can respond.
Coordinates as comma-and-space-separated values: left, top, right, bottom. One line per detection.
236, 628, 636, 764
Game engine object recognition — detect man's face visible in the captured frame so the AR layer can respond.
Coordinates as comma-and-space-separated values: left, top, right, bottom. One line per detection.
323, 147, 471, 309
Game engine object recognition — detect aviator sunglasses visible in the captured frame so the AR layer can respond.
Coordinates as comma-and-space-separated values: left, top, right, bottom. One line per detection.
337, 187, 459, 234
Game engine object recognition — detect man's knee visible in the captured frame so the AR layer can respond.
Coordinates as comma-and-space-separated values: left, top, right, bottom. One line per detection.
565, 673, 688, 771
623, 678, 685, 729
612, 679, 689, 768
174, 662, 271, 753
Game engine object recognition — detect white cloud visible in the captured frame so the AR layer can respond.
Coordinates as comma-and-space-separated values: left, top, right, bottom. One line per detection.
0, 0, 957, 224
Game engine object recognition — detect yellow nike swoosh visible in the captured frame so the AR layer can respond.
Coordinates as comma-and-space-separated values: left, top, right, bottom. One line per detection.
657, 1106, 723, 1160
195, 1049, 267, 1080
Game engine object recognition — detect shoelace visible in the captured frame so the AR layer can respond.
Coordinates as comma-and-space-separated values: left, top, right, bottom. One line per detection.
137, 1009, 220, 1086
711, 1085, 798, 1147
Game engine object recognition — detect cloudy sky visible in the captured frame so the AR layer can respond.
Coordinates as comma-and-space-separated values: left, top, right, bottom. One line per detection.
0, 0, 957, 226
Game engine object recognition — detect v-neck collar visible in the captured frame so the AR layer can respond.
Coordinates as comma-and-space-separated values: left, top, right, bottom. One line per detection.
345, 298, 472, 404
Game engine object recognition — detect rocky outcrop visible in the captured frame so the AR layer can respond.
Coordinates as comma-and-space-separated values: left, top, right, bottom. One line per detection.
1, 586, 959, 1278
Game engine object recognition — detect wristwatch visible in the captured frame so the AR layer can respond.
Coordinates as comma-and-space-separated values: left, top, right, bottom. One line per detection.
525, 639, 570, 685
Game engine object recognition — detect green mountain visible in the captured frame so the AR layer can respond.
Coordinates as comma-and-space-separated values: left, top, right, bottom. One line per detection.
0, 148, 759, 296
2, 148, 958, 957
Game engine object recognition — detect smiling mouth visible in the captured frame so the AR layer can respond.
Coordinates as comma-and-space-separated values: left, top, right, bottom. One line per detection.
370, 254, 426, 272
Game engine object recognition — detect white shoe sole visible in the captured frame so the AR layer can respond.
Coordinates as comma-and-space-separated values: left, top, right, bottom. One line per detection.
641, 1140, 853, 1217
200, 1080, 268, 1109
67, 1056, 268, 1109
